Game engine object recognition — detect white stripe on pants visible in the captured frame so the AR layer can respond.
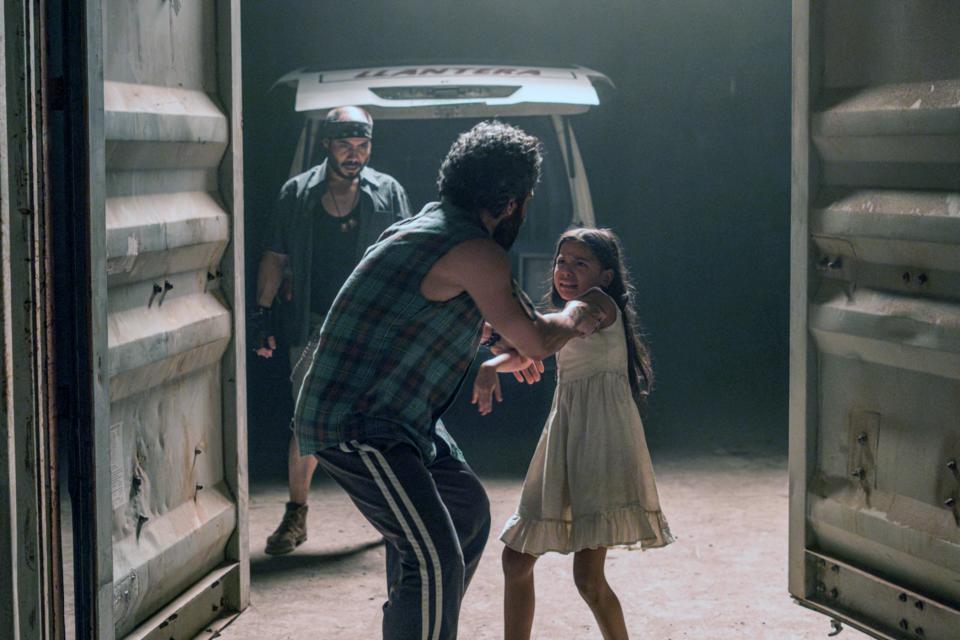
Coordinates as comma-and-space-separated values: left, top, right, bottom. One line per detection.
355, 443, 441, 640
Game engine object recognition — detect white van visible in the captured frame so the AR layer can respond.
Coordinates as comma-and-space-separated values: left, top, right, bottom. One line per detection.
276, 64, 614, 302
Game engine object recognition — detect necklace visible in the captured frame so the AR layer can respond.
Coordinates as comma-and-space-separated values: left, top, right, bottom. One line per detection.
338, 216, 358, 233
325, 182, 360, 233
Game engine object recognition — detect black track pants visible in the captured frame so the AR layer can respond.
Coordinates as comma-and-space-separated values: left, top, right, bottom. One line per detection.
315, 435, 491, 640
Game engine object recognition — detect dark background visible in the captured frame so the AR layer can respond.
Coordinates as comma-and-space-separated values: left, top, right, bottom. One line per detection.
241, 0, 792, 479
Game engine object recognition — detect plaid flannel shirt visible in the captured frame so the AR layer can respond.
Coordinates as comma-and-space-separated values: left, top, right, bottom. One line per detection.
293, 201, 487, 461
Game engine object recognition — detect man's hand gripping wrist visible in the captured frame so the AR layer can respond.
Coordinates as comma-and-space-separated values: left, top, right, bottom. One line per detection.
565, 296, 606, 336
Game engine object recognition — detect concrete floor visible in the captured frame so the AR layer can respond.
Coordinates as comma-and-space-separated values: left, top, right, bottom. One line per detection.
217, 452, 871, 640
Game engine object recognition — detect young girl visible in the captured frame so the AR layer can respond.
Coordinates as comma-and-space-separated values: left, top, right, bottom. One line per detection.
472, 228, 674, 640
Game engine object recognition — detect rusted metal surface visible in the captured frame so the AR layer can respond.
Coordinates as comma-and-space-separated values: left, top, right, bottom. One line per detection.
1, 0, 59, 638
800, 551, 959, 640
39, 0, 66, 634
790, 1, 960, 637
0, 0, 19, 633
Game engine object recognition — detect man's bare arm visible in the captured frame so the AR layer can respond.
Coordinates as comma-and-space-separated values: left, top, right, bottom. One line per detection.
430, 238, 606, 360
257, 250, 289, 308
578, 287, 619, 330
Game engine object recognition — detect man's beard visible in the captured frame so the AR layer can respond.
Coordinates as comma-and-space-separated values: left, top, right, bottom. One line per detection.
492, 209, 524, 250
328, 154, 366, 180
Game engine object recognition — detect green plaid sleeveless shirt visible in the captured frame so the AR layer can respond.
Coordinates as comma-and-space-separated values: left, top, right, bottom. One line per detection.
293, 200, 487, 461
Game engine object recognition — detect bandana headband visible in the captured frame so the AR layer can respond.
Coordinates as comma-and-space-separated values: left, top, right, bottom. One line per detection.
322, 120, 373, 140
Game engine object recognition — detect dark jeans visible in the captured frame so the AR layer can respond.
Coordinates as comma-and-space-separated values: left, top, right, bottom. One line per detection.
315, 434, 491, 640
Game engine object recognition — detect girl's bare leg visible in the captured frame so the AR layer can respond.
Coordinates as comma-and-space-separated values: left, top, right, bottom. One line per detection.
573, 547, 629, 640
502, 546, 539, 640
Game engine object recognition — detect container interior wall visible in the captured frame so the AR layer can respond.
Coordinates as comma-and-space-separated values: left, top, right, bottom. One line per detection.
797, 0, 960, 634
102, 1, 238, 636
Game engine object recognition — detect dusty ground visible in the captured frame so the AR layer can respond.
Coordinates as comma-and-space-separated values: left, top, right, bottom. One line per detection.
219, 453, 870, 640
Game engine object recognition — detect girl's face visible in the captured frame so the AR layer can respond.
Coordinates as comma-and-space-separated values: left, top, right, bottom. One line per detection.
553, 239, 613, 301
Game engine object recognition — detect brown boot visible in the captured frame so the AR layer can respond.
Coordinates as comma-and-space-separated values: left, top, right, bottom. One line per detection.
265, 501, 308, 555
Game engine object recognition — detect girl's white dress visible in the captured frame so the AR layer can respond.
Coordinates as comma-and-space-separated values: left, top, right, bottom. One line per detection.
500, 308, 674, 555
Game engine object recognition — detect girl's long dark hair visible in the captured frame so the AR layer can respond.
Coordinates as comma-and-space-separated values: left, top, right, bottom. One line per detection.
547, 228, 654, 409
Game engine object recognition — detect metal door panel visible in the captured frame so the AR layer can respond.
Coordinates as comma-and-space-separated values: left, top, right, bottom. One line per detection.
0, 1, 57, 637
790, 1, 960, 637
93, 0, 247, 637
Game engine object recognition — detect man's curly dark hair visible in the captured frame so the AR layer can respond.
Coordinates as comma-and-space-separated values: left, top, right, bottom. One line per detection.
437, 121, 542, 215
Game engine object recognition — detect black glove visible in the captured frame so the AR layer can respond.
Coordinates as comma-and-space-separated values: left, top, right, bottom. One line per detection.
248, 305, 278, 354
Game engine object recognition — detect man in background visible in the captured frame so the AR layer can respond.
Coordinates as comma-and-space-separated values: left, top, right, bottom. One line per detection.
250, 106, 411, 555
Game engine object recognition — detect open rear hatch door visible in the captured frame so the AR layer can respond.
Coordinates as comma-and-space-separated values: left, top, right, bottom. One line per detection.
277, 64, 613, 119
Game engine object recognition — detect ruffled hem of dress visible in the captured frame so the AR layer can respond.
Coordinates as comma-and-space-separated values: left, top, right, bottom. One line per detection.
499, 505, 676, 557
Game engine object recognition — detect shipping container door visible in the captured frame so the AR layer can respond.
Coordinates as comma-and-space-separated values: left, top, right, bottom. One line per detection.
89, 1, 248, 637
790, 2, 960, 639
2, 1, 58, 638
